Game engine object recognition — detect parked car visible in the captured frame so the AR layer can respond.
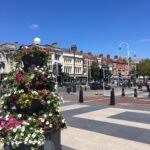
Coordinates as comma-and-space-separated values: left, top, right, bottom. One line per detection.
90, 82, 111, 90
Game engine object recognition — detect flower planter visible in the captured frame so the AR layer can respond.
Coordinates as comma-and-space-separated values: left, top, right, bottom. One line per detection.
4, 128, 61, 150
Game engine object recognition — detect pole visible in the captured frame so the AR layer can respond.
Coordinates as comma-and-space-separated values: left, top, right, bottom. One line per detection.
74, 50, 75, 82
87, 57, 89, 86
55, 62, 58, 92
119, 42, 130, 76
103, 69, 105, 95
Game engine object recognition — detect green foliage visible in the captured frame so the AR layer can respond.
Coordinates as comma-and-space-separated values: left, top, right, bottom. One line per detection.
136, 59, 150, 77
91, 61, 100, 81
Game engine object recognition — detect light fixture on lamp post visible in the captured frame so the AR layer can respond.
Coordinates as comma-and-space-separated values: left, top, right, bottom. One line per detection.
118, 42, 130, 76
119, 42, 137, 82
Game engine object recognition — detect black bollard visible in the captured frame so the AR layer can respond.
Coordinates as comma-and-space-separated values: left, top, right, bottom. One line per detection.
72, 84, 76, 92
85, 85, 87, 91
67, 86, 71, 94
122, 88, 125, 97
134, 88, 137, 98
79, 86, 84, 103
147, 85, 150, 92
110, 88, 115, 105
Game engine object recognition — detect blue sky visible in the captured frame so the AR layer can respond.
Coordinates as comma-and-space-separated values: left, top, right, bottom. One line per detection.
0, 0, 150, 58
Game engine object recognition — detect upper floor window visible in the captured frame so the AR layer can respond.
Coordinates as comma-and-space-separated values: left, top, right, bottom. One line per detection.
55, 54, 60, 60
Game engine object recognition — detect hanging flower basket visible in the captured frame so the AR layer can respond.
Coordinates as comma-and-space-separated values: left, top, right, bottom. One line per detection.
22, 55, 44, 71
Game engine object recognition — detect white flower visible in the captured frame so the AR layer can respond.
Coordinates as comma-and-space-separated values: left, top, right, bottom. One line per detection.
19, 67, 23, 71
28, 117, 32, 121
43, 114, 47, 118
17, 114, 22, 118
25, 137, 29, 142
23, 121, 29, 125
15, 141, 19, 147
49, 124, 52, 128
56, 108, 60, 112
16, 125, 21, 129
24, 141, 27, 145
34, 67, 38, 71
39, 129, 44, 134
32, 133, 36, 138
31, 91, 38, 95
27, 134, 31, 138
3, 77, 7, 81
11, 106, 16, 110
38, 140, 42, 145
29, 140, 33, 144
21, 126, 25, 132
47, 100, 50, 104
4, 106, 8, 110
5, 114, 9, 121
21, 132, 24, 136
18, 89, 24, 93
45, 121, 49, 125
13, 128, 17, 133
62, 119, 65, 123
40, 118, 45, 123
30, 74, 35, 79
48, 113, 52, 117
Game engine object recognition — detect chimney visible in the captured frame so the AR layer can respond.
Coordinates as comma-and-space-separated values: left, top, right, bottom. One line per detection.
107, 54, 110, 59
71, 44, 77, 53
114, 55, 118, 59
99, 54, 103, 58
88, 52, 92, 56
80, 50, 83, 54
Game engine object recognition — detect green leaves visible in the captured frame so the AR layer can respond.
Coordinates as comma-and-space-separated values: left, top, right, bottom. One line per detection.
136, 59, 150, 77
91, 61, 100, 81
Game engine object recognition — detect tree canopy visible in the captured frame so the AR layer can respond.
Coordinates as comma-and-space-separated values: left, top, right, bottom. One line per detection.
136, 59, 150, 77
91, 61, 100, 81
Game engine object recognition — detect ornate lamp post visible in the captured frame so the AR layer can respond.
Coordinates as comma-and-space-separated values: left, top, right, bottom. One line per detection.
71, 45, 77, 92
119, 42, 130, 76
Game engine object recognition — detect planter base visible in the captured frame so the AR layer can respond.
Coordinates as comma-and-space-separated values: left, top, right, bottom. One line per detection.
4, 129, 61, 150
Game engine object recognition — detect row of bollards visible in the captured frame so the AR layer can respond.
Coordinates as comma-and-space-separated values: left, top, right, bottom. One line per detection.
78, 86, 150, 104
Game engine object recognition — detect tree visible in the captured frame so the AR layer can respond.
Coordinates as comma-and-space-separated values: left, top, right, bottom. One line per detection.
91, 61, 100, 81
136, 59, 150, 78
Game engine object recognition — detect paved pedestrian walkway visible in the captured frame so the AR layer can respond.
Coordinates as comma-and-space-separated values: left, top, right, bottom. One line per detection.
0, 101, 149, 150
61, 101, 150, 150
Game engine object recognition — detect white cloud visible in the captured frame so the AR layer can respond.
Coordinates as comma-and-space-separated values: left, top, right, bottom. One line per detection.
29, 23, 39, 29
139, 38, 150, 42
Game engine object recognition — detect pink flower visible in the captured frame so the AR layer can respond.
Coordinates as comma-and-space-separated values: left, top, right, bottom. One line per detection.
16, 72, 25, 82
15, 120, 23, 127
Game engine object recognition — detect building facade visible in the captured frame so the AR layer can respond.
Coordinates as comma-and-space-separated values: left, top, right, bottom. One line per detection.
0, 42, 18, 79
